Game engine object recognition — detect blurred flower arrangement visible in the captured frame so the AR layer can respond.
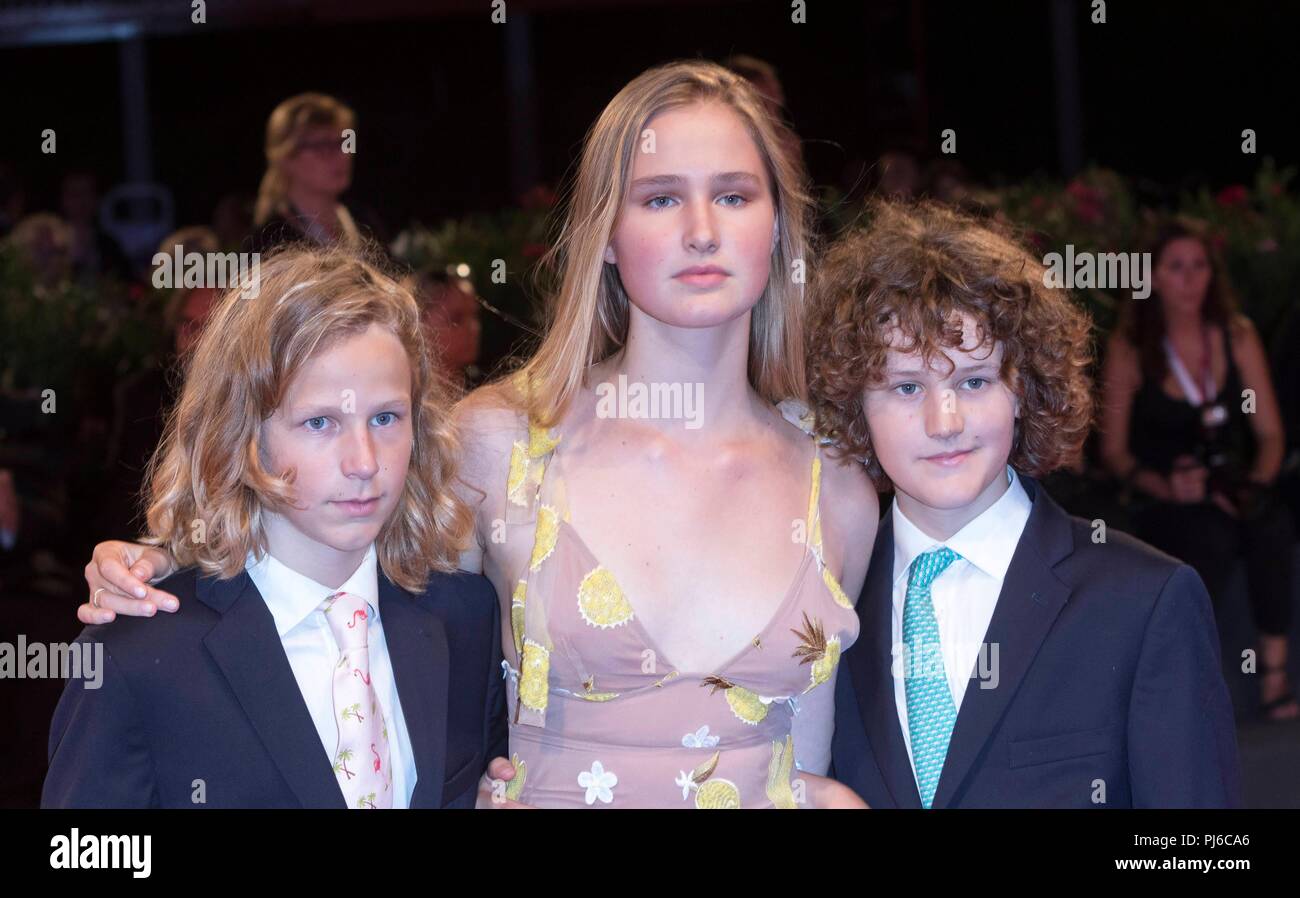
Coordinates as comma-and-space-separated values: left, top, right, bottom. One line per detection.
0, 247, 167, 400
390, 185, 558, 363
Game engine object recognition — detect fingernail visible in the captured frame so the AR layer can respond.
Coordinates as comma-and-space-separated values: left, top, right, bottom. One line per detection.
163, 599, 178, 611
134, 586, 147, 598
143, 604, 155, 615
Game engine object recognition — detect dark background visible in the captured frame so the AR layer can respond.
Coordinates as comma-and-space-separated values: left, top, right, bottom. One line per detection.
3, 0, 1296, 230
3, 0, 1299, 810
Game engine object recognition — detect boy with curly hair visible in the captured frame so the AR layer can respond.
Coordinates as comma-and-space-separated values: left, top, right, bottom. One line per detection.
810, 201, 1240, 808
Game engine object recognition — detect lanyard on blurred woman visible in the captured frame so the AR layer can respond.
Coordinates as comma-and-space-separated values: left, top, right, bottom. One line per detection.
1163, 328, 1228, 427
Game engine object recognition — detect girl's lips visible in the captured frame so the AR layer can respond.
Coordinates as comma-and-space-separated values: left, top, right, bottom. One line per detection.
334, 497, 381, 517
675, 272, 728, 288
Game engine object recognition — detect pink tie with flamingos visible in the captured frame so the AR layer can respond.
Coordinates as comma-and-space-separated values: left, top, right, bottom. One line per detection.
322, 591, 392, 809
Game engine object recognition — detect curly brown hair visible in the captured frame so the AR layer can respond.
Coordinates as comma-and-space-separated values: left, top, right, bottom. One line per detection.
806, 200, 1095, 488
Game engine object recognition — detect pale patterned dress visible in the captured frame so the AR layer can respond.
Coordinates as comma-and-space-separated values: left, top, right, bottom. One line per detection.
499, 393, 860, 808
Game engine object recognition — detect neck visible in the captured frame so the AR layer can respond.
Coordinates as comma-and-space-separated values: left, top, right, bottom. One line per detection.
261, 513, 367, 589
896, 467, 1012, 542
1163, 305, 1203, 338
591, 303, 767, 440
285, 186, 338, 227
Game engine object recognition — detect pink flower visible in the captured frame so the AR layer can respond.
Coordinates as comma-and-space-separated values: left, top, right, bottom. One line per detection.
1215, 185, 1249, 207
1066, 180, 1104, 225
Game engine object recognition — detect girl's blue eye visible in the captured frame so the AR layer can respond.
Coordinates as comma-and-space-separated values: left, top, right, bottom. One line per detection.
646, 195, 675, 209
718, 193, 746, 207
305, 416, 329, 431
372, 412, 397, 426
963, 377, 989, 390
895, 383, 920, 397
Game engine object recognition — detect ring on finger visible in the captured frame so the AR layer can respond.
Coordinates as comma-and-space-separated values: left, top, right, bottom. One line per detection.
91, 587, 107, 609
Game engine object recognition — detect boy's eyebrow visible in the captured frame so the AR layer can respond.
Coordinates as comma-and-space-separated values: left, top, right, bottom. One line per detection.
291, 397, 411, 416
883, 362, 999, 379
628, 171, 763, 191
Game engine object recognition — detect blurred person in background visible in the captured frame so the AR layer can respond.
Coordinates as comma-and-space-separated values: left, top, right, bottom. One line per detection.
60, 169, 132, 284
251, 92, 363, 254
413, 266, 483, 392
1101, 219, 1297, 721
7, 213, 72, 290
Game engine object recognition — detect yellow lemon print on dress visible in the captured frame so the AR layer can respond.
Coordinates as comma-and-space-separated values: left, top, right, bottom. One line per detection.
510, 580, 526, 656
528, 421, 560, 458
518, 638, 550, 713
702, 675, 769, 725
529, 504, 559, 570
504, 753, 528, 801
577, 566, 634, 629
695, 779, 741, 809
506, 441, 529, 506
822, 566, 853, 609
676, 751, 742, 809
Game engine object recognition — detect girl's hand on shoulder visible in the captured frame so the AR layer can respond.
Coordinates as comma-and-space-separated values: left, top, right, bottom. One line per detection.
79, 541, 180, 625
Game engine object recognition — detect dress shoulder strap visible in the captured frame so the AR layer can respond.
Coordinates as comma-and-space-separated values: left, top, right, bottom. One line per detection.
504, 370, 561, 513
502, 370, 563, 730
805, 441, 854, 610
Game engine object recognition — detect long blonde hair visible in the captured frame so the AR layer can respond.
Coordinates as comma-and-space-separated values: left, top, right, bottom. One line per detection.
254, 92, 356, 227
514, 60, 814, 425
142, 244, 473, 593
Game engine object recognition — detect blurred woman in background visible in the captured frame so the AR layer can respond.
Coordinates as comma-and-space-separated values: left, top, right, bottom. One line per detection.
1101, 219, 1297, 721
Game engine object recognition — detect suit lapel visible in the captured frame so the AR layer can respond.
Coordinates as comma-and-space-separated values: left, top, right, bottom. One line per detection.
198, 572, 345, 808
851, 512, 924, 809
930, 475, 1074, 808
379, 574, 450, 809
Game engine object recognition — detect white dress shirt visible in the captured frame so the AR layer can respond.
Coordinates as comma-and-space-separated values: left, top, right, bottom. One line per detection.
890, 466, 1033, 786
245, 543, 417, 808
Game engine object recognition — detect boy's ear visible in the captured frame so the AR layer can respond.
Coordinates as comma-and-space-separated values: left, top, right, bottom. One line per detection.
603, 244, 617, 265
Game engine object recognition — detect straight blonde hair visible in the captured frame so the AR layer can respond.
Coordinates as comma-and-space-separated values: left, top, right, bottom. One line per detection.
142, 244, 473, 593
254, 93, 356, 227
513, 60, 814, 424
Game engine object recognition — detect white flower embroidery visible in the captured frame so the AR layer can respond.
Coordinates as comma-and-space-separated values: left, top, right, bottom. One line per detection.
578, 761, 618, 805
675, 770, 693, 800
681, 725, 720, 749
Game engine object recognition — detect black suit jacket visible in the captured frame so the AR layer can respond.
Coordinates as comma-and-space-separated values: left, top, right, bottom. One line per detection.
43, 565, 507, 808
831, 474, 1242, 808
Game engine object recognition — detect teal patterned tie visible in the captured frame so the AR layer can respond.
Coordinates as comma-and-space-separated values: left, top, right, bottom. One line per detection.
903, 546, 959, 809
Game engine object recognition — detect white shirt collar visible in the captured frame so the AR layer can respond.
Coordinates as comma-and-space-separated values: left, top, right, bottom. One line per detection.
891, 466, 1033, 586
245, 543, 380, 637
